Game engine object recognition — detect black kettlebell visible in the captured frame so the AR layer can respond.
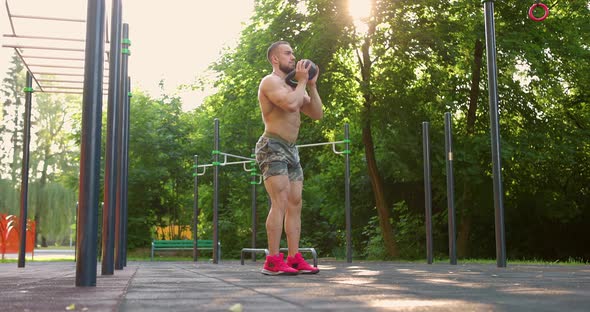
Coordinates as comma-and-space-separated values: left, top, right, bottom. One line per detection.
285, 59, 318, 88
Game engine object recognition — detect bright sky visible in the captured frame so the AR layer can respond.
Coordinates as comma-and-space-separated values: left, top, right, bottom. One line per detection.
1, 0, 255, 111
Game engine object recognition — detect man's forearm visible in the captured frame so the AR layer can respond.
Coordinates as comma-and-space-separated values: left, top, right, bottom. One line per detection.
306, 86, 323, 120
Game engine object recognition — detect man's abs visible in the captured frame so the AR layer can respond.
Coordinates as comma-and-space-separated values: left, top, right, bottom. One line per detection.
260, 106, 301, 143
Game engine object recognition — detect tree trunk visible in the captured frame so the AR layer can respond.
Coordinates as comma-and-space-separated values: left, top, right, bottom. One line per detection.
10, 92, 21, 185
357, 8, 398, 258
457, 39, 484, 257
35, 145, 51, 247
361, 119, 398, 257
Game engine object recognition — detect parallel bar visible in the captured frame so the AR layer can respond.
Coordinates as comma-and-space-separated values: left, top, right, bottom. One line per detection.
21, 55, 85, 61
422, 122, 433, 264
35, 72, 85, 76
38, 90, 107, 95
11, 14, 85, 23
3, 34, 85, 42
102, 0, 123, 275
115, 22, 130, 270
76, 0, 106, 287
38, 79, 108, 85
444, 112, 457, 265
344, 123, 352, 263
296, 141, 346, 148
42, 86, 85, 90
28, 64, 84, 69
122, 76, 131, 267
17, 72, 33, 268
12, 49, 43, 91
2, 44, 85, 52
483, 0, 507, 268
38, 79, 85, 83
213, 119, 220, 264
220, 160, 251, 166
218, 152, 254, 161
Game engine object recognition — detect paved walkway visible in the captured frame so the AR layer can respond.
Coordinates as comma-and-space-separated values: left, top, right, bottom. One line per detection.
1, 260, 589, 311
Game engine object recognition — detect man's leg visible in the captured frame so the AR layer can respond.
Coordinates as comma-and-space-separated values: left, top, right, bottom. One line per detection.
263, 174, 291, 256
284, 180, 319, 274
285, 180, 303, 257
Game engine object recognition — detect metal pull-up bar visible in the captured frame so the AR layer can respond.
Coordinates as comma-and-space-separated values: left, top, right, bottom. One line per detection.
193, 119, 353, 265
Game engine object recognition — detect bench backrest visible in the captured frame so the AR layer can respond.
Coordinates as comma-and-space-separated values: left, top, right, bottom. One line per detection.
152, 240, 214, 249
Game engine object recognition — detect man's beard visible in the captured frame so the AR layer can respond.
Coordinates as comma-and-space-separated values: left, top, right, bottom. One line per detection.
278, 63, 294, 75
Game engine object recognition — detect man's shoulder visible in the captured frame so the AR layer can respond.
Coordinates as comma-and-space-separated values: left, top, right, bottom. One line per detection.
260, 74, 288, 92
261, 73, 282, 84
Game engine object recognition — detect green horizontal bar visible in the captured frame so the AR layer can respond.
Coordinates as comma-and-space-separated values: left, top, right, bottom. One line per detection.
23, 87, 34, 92
128, 92, 133, 97
250, 181, 258, 185
212, 150, 221, 155
122, 48, 131, 55
122, 38, 132, 45
212, 162, 221, 166
343, 139, 351, 143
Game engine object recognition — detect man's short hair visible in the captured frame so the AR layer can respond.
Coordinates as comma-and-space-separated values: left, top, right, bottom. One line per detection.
267, 41, 291, 63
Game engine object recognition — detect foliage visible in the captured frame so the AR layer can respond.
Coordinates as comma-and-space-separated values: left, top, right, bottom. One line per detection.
2, 1, 588, 261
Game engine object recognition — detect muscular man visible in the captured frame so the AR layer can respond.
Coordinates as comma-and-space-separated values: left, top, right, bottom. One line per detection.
255, 41, 323, 275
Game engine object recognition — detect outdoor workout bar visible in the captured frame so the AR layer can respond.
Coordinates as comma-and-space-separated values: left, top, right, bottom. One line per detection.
444, 112, 457, 265
21, 55, 86, 61
101, 0, 123, 276
422, 122, 433, 265
76, 0, 106, 287
2, 2, 112, 94
3, 0, 131, 283
483, 0, 507, 268
17, 72, 33, 268
3, 34, 86, 42
194, 119, 352, 263
10, 14, 86, 23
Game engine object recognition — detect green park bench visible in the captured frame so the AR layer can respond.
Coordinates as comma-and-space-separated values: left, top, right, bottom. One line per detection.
150, 239, 220, 261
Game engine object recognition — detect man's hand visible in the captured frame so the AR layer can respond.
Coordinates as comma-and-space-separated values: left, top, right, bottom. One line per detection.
294, 60, 310, 85
307, 64, 319, 87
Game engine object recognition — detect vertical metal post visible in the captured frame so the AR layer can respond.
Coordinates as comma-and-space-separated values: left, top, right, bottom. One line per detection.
17, 72, 33, 268
251, 148, 257, 261
445, 112, 457, 265
344, 123, 352, 263
123, 77, 131, 267
76, 0, 106, 287
483, 0, 507, 268
193, 155, 199, 262
115, 22, 130, 271
422, 122, 433, 264
213, 118, 220, 264
101, 0, 122, 275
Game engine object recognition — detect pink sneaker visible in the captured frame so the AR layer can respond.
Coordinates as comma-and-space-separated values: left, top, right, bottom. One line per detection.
261, 253, 299, 276
287, 252, 319, 274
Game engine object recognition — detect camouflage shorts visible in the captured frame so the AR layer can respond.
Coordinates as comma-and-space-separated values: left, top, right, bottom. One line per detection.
255, 134, 304, 182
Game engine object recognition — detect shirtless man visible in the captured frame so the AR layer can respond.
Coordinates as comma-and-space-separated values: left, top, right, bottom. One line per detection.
255, 41, 323, 275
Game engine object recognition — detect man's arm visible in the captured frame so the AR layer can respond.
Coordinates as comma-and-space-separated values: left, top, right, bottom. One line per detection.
262, 77, 307, 113
301, 66, 323, 120
262, 60, 310, 112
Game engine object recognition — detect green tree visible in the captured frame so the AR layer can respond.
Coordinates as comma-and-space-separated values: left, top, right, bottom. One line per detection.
28, 92, 80, 246
1, 53, 25, 184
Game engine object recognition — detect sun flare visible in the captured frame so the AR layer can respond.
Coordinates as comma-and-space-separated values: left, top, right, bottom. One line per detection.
347, 0, 372, 21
